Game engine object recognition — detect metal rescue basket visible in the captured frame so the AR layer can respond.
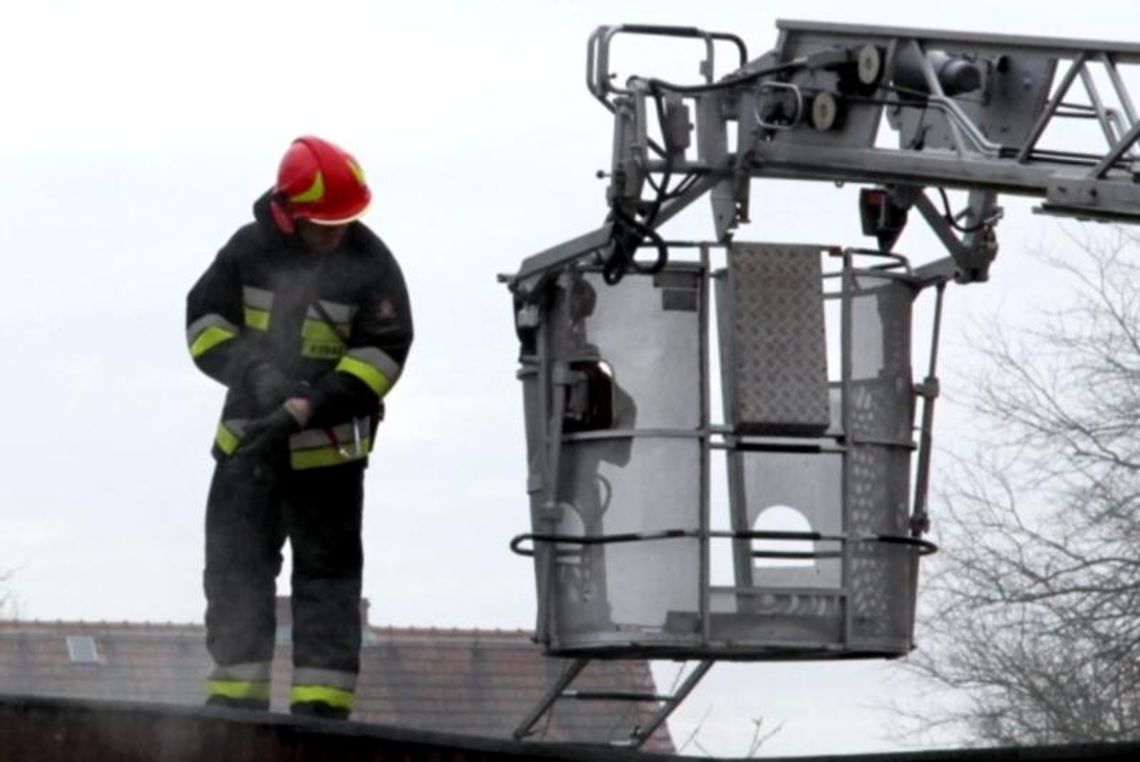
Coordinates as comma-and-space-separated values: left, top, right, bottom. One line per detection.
512, 242, 941, 661
501, 15, 1140, 747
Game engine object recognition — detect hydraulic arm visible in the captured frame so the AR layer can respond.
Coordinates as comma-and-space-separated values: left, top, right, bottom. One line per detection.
513, 21, 1140, 292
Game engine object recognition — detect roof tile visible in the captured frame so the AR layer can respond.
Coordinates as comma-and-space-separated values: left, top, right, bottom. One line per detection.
0, 619, 672, 752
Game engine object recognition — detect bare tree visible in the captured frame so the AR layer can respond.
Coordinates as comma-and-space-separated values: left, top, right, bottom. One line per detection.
0, 568, 16, 619
676, 706, 783, 758
903, 227, 1140, 745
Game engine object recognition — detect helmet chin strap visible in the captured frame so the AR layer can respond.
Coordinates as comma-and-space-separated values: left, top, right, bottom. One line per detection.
269, 192, 296, 234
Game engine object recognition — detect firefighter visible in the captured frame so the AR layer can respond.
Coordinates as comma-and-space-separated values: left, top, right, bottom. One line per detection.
186, 136, 413, 719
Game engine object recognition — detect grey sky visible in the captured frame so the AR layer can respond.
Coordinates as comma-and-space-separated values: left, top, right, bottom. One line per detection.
1, 0, 1137, 756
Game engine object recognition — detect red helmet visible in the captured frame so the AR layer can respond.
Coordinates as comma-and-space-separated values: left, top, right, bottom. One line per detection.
269, 136, 371, 233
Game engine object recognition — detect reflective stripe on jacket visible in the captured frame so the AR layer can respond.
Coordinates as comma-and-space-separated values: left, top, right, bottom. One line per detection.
187, 191, 413, 469
215, 417, 373, 469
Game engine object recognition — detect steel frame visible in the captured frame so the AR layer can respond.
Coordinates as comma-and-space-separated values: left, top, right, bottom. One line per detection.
507, 19, 1140, 747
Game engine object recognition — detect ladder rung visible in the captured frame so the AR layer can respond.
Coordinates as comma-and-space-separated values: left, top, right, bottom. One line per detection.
563, 690, 671, 702
516, 657, 714, 750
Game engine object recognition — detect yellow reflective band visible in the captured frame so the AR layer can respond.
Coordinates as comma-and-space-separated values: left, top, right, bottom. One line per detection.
290, 438, 372, 470
206, 679, 271, 701
289, 171, 325, 204
216, 423, 240, 455
290, 685, 354, 711
190, 326, 236, 358
335, 356, 392, 397
302, 341, 347, 359
306, 300, 355, 324
244, 307, 270, 331
300, 319, 348, 359
301, 318, 348, 343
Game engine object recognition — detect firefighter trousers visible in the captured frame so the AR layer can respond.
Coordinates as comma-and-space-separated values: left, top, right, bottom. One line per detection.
203, 451, 365, 716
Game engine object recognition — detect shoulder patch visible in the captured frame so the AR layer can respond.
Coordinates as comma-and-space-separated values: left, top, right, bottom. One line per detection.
376, 298, 397, 321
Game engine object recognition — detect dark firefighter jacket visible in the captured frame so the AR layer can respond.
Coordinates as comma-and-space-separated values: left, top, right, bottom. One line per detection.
186, 192, 413, 470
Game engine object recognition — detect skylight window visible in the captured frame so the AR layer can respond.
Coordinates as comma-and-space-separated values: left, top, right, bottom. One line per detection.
66, 635, 100, 664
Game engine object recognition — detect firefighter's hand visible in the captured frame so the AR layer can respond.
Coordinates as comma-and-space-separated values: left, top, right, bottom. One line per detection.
237, 406, 302, 456
284, 397, 313, 428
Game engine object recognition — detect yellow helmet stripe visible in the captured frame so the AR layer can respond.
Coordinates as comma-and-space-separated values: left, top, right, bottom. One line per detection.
346, 158, 366, 186
289, 170, 325, 204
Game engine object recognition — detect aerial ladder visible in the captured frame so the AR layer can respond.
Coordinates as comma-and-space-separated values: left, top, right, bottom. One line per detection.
504, 20, 1140, 748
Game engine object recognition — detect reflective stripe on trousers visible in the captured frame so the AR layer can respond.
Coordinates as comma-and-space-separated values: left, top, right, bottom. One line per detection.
204, 454, 365, 704
291, 667, 357, 710
206, 677, 271, 701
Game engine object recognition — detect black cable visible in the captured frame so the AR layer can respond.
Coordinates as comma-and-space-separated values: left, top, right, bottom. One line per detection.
628, 220, 669, 276
646, 82, 675, 207
601, 235, 632, 285
643, 59, 801, 96
601, 82, 677, 285
510, 530, 938, 557
845, 82, 987, 107
936, 187, 991, 233
603, 206, 669, 285
602, 205, 669, 285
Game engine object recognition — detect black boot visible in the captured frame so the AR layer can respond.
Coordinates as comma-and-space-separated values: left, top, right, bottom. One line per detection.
290, 701, 350, 720
206, 695, 270, 712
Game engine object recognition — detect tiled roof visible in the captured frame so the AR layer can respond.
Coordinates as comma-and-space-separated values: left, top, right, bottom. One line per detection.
0, 617, 673, 752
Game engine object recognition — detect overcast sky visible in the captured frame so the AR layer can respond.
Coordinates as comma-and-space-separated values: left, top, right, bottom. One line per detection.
1, 0, 1138, 757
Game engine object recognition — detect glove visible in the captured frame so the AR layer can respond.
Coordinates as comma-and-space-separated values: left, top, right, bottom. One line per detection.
236, 406, 302, 458
245, 362, 294, 416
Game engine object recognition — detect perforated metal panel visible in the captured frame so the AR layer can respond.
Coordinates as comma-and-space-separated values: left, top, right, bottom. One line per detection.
521, 268, 704, 654
720, 244, 830, 435
844, 276, 918, 645
717, 255, 921, 656
515, 247, 932, 661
